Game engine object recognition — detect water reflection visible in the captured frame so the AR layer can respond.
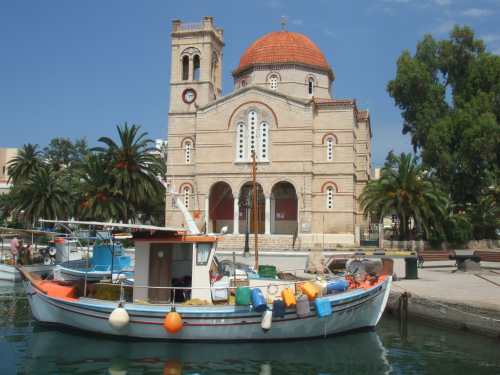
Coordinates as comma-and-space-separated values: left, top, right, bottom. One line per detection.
25, 326, 391, 375
2, 282, 500, 375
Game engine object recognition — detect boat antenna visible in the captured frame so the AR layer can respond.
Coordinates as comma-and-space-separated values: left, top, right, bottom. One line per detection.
251, 151, 259, 270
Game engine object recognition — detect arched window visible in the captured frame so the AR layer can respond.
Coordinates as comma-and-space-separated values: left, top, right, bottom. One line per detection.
236, 122, 246, 161
308, 77, 315, 96
260, 122, 268, 161
326, 137, 334, 161
182, 56, 189, 81
193, 55, 200, 81
248, 111, 257, 157
268, 74, 279, 91
326, 186, 334, 209
184, 140, 193, 164
240, 79, 247, 88
235, 110, 271, 163
183, 186, 191, 209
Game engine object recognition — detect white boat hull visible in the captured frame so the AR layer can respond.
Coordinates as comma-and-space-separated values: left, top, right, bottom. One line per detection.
23, 275, 392, 341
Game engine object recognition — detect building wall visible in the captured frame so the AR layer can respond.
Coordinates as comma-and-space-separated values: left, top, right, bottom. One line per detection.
165, 18, 372, 243
0, 148, 17, 194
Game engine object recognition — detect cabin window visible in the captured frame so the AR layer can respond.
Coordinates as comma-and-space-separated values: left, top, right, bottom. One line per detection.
193, 55, 200, 81
196, 243, 211, 265
182, 55, 189, 81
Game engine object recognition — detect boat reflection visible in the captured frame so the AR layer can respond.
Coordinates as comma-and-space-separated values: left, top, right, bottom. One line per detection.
25, 326, 392, 375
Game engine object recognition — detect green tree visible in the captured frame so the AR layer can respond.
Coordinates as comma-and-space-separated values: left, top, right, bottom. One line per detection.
77, 154, 129, 221
387, 26, 500, 238
93, 123, 165, 222
7, 144, 43, 185
43, 137, 90, 171
12, 166, 71, 224
360, 152, 448, 240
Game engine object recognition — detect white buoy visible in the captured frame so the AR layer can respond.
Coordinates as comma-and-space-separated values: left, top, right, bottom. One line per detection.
261, 310, 272, 331
260, 363, 272, 375
108, 306, 130, 330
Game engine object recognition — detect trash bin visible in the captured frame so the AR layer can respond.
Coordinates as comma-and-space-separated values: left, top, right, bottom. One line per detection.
404, 256, 418, 280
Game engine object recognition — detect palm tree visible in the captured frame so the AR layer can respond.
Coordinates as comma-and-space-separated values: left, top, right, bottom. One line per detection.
13, 166, 71, 224
7, 144, 43, 184
93, 123, 165, 222
77, 154, 129, 221
360, 152, 448, 240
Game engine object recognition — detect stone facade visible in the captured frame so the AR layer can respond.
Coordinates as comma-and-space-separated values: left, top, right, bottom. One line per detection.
165, 17, 372, 247
0, 148, 17, 194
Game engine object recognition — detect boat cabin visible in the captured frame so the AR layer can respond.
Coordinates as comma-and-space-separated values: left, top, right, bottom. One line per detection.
132, 230, 218, 303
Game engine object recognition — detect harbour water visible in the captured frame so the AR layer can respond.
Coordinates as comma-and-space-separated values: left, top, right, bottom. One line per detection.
1, 281, 499, 375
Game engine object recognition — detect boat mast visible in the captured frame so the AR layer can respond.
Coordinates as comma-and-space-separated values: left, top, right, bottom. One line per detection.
251, 151, 259, 270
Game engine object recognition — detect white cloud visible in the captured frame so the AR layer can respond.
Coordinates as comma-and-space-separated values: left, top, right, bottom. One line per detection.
461, 8, 494, 17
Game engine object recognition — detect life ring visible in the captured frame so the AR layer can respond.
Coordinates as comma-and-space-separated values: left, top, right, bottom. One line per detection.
267, 284, 279, 296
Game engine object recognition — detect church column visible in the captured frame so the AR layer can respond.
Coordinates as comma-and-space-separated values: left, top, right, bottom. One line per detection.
233, 197, 239, 234
204, 197, 209, 233
265, 196, 271, 235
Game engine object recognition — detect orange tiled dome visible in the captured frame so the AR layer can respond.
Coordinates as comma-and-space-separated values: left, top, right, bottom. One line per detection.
234, 31, 331, 75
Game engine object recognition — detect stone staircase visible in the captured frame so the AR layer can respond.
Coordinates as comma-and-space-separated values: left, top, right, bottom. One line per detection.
217, 235, 296, 252
217, 234, 358, 252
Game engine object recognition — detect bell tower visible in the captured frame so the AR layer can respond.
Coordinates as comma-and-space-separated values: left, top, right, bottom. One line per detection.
169, 16, 224, 113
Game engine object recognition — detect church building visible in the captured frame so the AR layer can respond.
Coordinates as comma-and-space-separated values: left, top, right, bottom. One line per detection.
165, 17, 372, 248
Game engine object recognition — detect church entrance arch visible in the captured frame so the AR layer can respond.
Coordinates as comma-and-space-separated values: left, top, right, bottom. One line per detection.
271, 181, 298, 235
209, 182, 234, 233
238, 182, 265, 234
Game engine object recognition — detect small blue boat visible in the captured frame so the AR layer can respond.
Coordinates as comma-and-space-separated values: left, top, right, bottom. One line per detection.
54, 243, 133, 282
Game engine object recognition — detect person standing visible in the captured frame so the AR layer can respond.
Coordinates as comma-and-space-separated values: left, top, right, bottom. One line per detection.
10, 236, 20, 265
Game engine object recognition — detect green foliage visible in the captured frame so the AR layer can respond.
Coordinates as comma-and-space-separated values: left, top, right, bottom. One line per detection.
360, 152, 448, 241
77, 154, 129, 221
11, 165, 71, 224
7, 144, 43, 185
5, 124, 167, 227
387, 25, 500, 239
43, 137, 90, 171
92, 123, 166, 223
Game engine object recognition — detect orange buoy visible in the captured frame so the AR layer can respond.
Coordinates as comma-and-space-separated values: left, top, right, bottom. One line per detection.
164, 308, 183, 334
163, 359, 183, 375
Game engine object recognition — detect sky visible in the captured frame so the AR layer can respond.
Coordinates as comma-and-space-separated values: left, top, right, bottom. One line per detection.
1, 0, 499, 166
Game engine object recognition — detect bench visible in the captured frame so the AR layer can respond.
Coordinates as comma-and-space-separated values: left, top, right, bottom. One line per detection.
474, 251, 500, 264
417, 250, 455, 268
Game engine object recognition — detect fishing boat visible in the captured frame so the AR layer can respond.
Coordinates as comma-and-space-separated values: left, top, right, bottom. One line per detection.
20, 172, 392, 341
20, 226, 391, 341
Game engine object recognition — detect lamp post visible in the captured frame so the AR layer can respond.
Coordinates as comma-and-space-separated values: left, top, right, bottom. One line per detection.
239, 191, 251, 256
